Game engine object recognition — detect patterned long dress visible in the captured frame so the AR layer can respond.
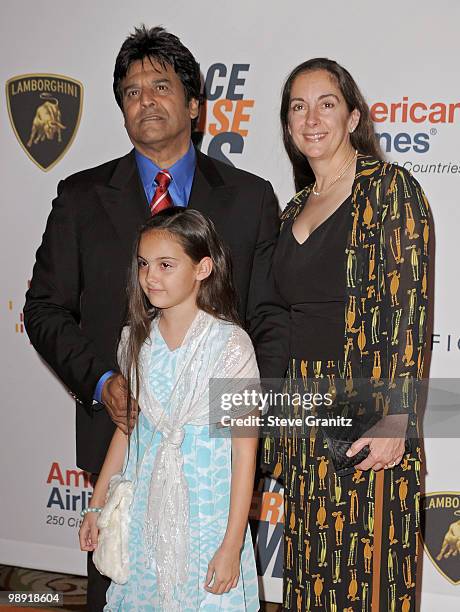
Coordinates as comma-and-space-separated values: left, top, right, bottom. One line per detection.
263, 156, 430, 611
105, 330, 259, 611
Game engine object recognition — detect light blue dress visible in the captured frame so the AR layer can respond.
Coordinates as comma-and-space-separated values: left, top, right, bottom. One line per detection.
105, 330, 259, 611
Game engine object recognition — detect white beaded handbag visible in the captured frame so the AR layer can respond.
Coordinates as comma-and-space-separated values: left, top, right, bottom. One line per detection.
92, 473, 134, 584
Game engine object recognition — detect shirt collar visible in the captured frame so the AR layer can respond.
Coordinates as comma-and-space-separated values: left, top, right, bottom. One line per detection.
134, 143, 196, 193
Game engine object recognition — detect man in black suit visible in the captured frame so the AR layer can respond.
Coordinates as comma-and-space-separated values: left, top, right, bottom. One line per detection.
24, 25, 285, 610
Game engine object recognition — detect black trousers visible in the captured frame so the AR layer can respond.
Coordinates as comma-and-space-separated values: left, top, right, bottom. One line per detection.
87, 473, 111, 611
87, 552, 110, 611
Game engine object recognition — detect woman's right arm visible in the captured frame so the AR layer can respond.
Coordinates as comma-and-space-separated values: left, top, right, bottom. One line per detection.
79, 427, 128, 551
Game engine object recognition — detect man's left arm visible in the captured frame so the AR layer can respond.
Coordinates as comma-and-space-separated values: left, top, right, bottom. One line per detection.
246, 181, 290, 383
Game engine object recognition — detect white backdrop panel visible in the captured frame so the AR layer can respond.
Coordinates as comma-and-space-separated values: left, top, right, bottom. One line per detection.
1, 0, 459, 606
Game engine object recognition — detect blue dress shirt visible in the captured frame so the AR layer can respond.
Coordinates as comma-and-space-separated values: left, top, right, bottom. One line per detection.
93, 143, 197, 404
135, 143, 196, 207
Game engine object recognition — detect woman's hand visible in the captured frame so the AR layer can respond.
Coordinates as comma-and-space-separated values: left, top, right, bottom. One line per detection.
346, 414, 409, 471
204, 542, 241, 594
346, 436, 405, 471
79, 512, 100, 551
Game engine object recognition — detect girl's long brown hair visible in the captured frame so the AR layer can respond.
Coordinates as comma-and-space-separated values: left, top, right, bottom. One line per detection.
121, 207, 241, 428
280, 58, 383, 191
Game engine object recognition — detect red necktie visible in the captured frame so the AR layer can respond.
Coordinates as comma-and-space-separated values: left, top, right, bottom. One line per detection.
150, 170, 173, 215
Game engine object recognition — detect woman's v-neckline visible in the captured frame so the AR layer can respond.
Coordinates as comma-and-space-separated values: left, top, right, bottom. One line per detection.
291, 194, 351, 246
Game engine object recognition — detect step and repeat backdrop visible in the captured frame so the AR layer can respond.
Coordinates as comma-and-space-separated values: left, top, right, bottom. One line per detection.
1, 1, 459, 609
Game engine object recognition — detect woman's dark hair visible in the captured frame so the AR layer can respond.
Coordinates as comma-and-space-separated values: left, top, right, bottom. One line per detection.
280, 58, 382, 191
122, 207, 240, 426
113, 25, 202, 124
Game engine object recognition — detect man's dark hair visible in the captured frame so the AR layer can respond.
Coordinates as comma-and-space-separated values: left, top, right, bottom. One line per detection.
113, 25, 202, 111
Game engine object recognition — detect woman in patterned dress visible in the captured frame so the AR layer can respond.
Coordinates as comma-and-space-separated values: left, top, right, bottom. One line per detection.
79, 208, 260, 611
264, 59, 431, 611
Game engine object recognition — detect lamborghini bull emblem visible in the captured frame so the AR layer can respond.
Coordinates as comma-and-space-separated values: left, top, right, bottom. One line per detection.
437, 515, 460, 561
6, 74, 83, 171
27, 94, 66, 147
420, 491, 460, 585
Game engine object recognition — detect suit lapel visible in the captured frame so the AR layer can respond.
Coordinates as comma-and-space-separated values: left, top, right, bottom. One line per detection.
96, 149, 235, 255
188, 150, 234, 216
95, 151, 150, 256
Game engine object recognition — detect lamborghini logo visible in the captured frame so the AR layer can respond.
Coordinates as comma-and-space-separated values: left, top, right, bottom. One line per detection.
420, 491, 460, 585
5, 74, 83, 171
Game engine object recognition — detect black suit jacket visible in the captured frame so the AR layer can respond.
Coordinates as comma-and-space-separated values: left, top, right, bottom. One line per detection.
24, 149, 288, 472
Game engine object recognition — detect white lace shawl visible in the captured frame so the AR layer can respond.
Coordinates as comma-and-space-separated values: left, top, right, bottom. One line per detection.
118, 310, 259, 609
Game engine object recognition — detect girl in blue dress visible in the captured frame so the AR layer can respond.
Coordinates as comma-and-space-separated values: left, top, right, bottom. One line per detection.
79, 208, 260, 611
